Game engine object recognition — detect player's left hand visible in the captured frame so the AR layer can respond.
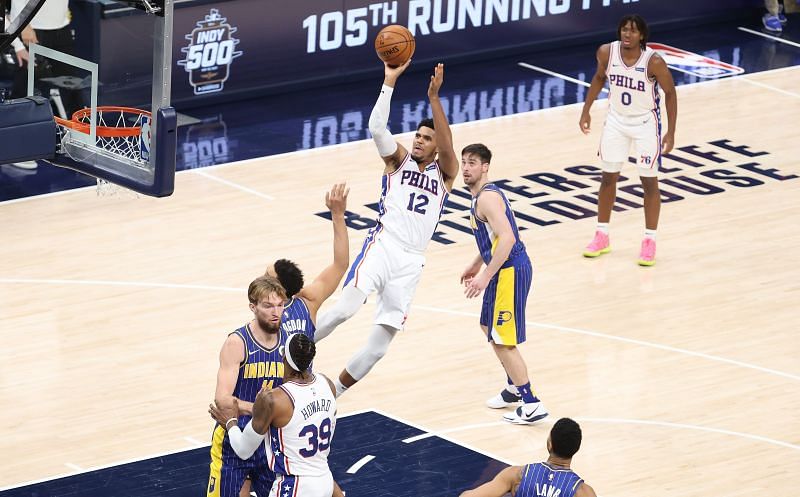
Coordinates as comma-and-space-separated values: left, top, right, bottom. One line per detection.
661, 132, 675, 155
428, 63, 444, 98
209, 397, 239, 426
464, 271, 490, 298
326, 182, 349, 216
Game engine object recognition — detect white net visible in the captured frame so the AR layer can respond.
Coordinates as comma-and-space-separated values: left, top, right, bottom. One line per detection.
55, 107, 152, 165
95, 178, 141, 198
54, 107, 152, 198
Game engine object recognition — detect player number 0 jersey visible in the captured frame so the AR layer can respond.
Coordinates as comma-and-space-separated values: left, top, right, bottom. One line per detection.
606, 40, 660, 117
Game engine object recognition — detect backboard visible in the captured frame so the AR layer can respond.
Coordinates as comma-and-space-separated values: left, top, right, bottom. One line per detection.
18, 0, 177, 196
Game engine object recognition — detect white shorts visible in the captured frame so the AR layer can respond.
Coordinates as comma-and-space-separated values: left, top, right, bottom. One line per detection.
343, 228, 425, 330
269, 473, 333, 497
598, 110, 662, 178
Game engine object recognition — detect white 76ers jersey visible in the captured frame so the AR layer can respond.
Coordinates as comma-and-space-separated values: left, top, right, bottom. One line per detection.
606, 41, 660, 117
268, 374, 336, 477
377, 154, 449, 251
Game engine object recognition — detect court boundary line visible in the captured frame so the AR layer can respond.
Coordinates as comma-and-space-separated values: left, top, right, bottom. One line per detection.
737, 76, 800, 98
191, 169, 275, 200
1, 277, 796, 382
412, 303, 800, 382
0, 408, 376, 491
0, 65, 797, 207
415, 416, 800, 453
737, 26, 800, 48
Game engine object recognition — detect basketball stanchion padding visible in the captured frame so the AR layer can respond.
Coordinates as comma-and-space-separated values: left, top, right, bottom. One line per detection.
0, 94, 55, 163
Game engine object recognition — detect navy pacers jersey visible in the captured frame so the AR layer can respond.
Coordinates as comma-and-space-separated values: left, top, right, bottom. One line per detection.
470, 183, 527, 267
281, 297, 315, 341
208, 324, 284, 497
515, 462, 584, 497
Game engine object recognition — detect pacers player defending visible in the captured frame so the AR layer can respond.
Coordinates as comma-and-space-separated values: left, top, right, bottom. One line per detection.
266, 183, 350, 341
460, 143, 547, 425
313, 61, 459, 395
579, 14, 677, 266
460, 418, 597, 497
207, 276, 288, 497
209, 333, 341, 497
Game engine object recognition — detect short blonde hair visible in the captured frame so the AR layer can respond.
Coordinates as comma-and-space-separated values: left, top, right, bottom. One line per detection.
248, 275, 287, 304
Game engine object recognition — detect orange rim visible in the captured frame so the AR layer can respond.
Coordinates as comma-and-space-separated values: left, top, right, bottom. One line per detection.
54, 106, 151, 138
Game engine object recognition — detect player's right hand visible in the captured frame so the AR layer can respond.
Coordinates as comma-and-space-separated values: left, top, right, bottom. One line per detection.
209, 396, 239, 426
579, 112, 591, 134
325, 182, 350, 216
384, 58, 412, 83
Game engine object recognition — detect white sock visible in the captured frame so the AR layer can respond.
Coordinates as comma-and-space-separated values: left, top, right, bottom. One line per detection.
334, 378, 349, 398
644, 229, 657, 240
596, 222, 609, 234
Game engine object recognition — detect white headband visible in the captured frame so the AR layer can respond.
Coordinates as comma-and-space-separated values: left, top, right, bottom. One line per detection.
284, 333, 301, 372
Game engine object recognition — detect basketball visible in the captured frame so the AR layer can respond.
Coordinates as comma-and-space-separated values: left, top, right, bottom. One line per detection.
374, 25, 415, 68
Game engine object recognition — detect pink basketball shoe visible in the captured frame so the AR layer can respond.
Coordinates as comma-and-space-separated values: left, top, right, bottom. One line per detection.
583, 231, 611, 258
638, 238, 656, 266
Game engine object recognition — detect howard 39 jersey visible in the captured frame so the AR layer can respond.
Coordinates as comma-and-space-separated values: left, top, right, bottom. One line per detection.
377, 153, 449, 251
515, 462, 584, 497
269, 374, 337, 477
606, 40, 660, 117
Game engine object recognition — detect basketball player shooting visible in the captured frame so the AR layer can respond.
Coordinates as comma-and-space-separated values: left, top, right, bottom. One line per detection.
313, 60, 460, 396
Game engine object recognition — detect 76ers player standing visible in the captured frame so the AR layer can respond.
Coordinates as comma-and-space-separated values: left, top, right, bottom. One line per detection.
313, 60, 459, 396
579, 14, 678, 266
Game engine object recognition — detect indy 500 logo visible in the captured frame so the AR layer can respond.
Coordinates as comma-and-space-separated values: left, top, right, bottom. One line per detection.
178, 9, 243, 95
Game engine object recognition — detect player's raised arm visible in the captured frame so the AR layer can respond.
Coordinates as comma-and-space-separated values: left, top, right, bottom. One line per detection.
428, 63, 458, 190
459, 466, 522, 497
369, 60, 412, 173
648, 53, 677, 154
579, 43, 610, 134
301, 183, 351, 320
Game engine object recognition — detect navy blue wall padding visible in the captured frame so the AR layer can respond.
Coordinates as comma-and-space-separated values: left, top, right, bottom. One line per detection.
0, 96, 55, 162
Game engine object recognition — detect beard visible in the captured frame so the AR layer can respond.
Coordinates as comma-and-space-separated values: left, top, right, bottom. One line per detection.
256, 316, 280, 334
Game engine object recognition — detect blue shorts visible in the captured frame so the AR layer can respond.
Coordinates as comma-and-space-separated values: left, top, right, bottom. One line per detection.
208, 423, 274, 497
480, 257, 532, 346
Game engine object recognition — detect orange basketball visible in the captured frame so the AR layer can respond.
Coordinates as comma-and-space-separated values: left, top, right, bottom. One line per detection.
374, 25, 415, 68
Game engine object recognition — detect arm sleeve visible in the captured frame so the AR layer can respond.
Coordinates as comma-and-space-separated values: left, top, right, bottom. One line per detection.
227, 420, 266, 460
368, 84, 398, 157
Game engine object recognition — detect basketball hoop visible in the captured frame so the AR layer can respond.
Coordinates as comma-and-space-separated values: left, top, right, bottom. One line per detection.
54, 106, 151, 197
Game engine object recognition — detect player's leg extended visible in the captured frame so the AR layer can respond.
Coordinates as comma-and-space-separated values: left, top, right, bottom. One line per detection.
335, 251, 422, 395
314, 285, 367, 342
337, 323, 398, 395
316, 230, 386, 342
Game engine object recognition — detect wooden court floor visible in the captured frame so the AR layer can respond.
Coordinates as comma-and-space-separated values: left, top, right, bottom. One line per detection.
1, 67, 798, 496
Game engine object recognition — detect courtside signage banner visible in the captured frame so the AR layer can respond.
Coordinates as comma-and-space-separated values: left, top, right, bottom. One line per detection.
168, 0, 752, 104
